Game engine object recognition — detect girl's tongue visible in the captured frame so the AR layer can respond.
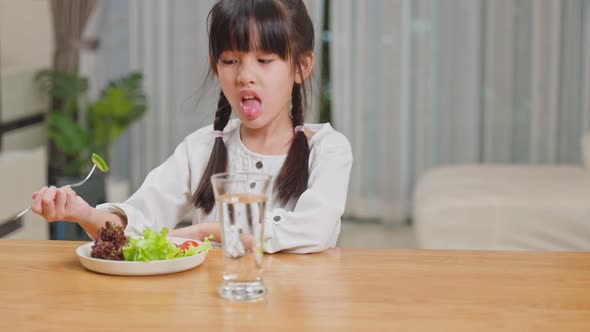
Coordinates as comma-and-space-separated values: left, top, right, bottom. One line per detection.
241, 98, 262, 119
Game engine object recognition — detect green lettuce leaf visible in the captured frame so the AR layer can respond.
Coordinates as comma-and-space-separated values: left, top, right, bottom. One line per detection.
183, 234, 214, 256
122, 228, 213, 262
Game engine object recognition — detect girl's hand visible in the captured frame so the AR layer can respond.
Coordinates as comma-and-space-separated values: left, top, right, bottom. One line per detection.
31, 186, 92, 223
169, 221, 221, 242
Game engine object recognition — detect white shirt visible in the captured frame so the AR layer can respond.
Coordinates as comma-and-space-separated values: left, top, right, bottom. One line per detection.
97, 119, 353, 253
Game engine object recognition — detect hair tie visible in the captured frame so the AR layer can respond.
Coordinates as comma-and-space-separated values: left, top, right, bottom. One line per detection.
294, 125, 304, 134
213, 130, 224, 138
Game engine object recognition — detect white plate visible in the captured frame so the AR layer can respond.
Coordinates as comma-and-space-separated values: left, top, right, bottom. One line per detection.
76, 237, 208, 276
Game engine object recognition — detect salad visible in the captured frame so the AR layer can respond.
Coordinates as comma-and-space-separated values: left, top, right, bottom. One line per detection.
90, 221, 213, 262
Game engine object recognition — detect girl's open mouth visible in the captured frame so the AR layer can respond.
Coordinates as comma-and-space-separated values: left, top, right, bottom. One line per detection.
240, 93, 262, 119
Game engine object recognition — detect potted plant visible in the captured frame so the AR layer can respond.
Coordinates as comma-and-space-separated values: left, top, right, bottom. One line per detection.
35, 70, 147, 239
35, 70, 146, 176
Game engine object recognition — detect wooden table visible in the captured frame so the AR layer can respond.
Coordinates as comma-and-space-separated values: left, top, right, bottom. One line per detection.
1, 240, 590, 331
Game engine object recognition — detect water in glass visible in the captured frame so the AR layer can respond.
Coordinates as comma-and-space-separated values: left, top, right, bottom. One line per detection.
212, 173, 270, 301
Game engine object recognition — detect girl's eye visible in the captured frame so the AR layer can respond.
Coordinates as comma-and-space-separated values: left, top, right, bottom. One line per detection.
258, 59, 274, 64
221, 59, 237, 65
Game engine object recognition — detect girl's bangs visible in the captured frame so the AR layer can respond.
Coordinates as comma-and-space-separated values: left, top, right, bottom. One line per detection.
209, 0, 291, 60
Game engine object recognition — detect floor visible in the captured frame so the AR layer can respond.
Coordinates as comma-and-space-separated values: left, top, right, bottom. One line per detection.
337, 220, 417, 249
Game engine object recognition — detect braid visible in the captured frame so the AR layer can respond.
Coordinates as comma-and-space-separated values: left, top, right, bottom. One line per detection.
290, 83, 305, 126
275, 83, 310, 204
193, 91, 232, 213
213, 91, 232, 131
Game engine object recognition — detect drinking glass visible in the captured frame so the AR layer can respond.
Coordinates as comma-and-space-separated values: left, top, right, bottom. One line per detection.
211, 172, 271, 301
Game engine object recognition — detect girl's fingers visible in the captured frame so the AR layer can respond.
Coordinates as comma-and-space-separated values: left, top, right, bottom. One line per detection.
54, 189, 68, 218
31, 186, 76, 221
41, 186, 58, 220
31, 187, 48, 215
64, 190, 77, 217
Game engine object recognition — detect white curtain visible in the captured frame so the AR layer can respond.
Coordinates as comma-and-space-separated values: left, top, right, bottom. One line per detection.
128, 0, 217, 190
331, 0, 590, 224
128, 0, 324, 190
304, 0, 325, 122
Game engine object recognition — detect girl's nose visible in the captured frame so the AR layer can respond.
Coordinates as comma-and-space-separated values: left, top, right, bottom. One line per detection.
237, 63, 256, 86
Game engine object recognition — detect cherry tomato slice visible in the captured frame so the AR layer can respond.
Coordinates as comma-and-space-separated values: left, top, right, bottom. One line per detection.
182, 240, 199, 248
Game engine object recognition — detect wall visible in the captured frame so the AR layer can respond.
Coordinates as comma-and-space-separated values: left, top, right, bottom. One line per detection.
0, 0, 53, 239
0, 0, 53, 150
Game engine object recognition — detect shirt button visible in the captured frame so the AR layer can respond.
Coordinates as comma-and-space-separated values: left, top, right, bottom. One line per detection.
249, 182, 256, 189
256, 161, 263, 169
273, 216, 281, 222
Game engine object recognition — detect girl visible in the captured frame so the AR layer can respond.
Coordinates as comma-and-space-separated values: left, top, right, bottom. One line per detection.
31, 0, 353, 254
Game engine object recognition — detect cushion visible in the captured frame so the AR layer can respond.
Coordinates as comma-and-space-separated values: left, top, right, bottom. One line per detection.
413, 165, 590, 250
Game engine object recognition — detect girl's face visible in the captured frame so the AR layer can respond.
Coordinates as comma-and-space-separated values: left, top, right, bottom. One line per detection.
215, 50, 304, 131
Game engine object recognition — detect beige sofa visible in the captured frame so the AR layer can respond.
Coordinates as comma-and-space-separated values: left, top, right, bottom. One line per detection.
413, 135, 590, 251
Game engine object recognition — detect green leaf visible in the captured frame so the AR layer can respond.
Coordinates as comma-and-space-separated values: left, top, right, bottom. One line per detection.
47, 113, 88, 155
87, 71, 147, 160
34, 70, 88, 116
194, 234, 214, 255
122, 229, 212, 262
34, 69, 147, 176
123, 228, 181, 262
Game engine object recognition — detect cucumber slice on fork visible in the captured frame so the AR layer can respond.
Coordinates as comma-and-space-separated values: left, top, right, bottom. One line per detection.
91, 153, 109, 172
14, 153, 110, 220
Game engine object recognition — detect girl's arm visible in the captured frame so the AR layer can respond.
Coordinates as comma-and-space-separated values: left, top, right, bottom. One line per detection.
263, 131, 353, 254
168, 221, 221, 242
32, 128, 214, 239
95, 130, 213, 236
31, 186, 127, 239
79, 209, 128, 239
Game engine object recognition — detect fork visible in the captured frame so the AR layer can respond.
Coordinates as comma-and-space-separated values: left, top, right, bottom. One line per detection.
14, 164, 98, 220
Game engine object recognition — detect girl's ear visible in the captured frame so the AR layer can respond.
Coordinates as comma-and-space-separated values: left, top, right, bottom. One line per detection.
295, 52, 314, 84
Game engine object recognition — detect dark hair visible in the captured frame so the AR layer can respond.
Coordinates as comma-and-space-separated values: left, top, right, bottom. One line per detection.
193, 0, 314, 213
